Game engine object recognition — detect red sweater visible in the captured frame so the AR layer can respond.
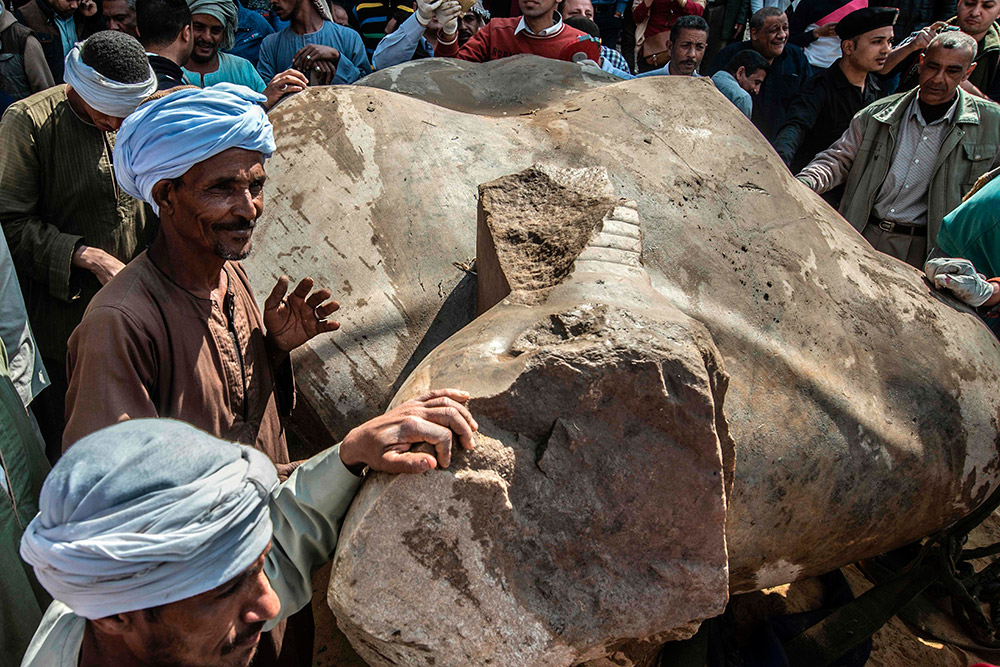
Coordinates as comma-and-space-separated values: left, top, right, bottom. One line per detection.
633, 0, 704, 39
435, 17, 598, 62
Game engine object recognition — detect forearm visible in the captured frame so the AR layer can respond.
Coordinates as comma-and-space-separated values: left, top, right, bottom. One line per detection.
263, 442, 363, 626
2, 215, 82, 301
795, 120, 861, 193
372, 14, 423, 69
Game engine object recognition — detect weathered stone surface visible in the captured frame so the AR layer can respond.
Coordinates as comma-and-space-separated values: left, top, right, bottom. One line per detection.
244, 56, 1000, 664
329, 166, 734, 665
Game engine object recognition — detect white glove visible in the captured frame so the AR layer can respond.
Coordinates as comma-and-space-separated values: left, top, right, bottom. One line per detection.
436, 0, 462, 35
924, 257, 995, 307
416, 0, 442, 26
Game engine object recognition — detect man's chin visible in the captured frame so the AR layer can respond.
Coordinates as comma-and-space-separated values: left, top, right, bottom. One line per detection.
214, 242, 253, 262
190, 50, 216, 64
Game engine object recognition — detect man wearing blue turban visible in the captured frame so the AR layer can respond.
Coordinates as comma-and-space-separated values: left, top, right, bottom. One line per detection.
21, 410, 477, 665
61, 83, 419, 664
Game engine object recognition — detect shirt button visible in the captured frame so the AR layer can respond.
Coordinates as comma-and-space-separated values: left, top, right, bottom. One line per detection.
922, 137, 927, 141
914, 159, 919, 163
890, 208, 895, 213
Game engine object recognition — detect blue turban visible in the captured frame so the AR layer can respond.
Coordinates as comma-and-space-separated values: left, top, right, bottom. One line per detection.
19, 419, 278, 620
113, 83, 276, 215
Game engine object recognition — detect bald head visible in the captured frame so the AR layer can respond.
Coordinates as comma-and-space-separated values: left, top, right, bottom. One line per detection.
927, 30, 978, 66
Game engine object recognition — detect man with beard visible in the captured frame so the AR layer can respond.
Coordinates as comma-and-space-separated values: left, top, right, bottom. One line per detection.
257, 0, 371, 84
102, 0, 139, 37
20, 412, 478, 666
889, 0, 1000, 100
707, 7, 813, 140
62, 84, 342, 664
774, 7, 895, 175
182, 0, 309, 106
371, 0, 487, 68
797, 31, 1000, 268
433, 0, 598, 62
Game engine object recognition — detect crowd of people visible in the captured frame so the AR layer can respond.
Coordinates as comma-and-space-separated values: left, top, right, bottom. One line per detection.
2, 0, 1000, 663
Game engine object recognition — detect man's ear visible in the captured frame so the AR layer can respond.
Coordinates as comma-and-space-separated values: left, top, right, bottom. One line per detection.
90, 612, 138, 636
736, 65, 746, 80
152, 179, 177, 216
964, 60, 978, 82
181, 24, 192, 43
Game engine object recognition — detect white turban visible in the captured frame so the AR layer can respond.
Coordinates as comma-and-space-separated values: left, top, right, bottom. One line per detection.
113, 83, 276, 215
63, 43, 156, 119
19, 419, 278, 620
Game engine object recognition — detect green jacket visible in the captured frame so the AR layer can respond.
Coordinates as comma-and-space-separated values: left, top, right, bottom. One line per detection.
838, 87, 1000, 245
0, 342, 50, 663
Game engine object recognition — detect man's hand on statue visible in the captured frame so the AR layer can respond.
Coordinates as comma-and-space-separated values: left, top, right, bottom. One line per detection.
417, 0, 444, 26
813, 22, 837, 38
339, 389, 479, 474
436, 0, 462, 35
264, 69, 308, 108
312, 60, 337, 85
292, 44, 340, 72
924, 257, 996, 307
72, 245, 125, 286
263, 275, 340, 352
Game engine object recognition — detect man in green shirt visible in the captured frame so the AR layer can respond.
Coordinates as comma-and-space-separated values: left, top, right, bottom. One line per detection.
0, 30, 157, 461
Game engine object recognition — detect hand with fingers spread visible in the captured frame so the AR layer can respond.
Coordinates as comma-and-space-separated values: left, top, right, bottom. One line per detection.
340, 389, 479, 474
263, 276, 340, 352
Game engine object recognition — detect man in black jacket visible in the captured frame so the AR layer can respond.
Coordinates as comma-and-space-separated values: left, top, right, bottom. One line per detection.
773, 7, 896, 178
136, 0, 193, 90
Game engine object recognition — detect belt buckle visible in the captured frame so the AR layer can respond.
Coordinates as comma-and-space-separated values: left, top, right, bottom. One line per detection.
878, 220, 894, 232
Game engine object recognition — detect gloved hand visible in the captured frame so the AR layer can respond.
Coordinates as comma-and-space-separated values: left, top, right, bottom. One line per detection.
436, 0, 462, 35
924, 257, 996, 307
416, 0, 442, 26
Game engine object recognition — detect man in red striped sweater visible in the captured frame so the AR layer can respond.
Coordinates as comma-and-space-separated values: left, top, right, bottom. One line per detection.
433, 0, 600, 61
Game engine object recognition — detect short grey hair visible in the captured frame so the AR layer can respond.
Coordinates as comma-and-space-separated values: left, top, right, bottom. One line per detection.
749, 6, 784, 33
927, 30, 978, 64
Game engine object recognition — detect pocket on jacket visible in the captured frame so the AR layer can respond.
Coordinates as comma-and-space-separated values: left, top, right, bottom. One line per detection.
963, 143, 997, 162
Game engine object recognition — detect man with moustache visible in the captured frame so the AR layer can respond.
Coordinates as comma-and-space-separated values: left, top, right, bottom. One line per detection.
62, 83, 340, 665
797, 31, 1000, 267
774, 7, 895, 175
102, 0, 139, 37
707, 6, 813, 140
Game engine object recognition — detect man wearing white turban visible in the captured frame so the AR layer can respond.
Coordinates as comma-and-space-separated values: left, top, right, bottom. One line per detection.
0, 30, 157, 462
64, 83, 345, 665
21, 406, 477, 666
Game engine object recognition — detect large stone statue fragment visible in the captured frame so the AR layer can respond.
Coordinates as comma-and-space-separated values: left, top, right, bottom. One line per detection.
330, 165, 734, 665
244, 57, 1000, 665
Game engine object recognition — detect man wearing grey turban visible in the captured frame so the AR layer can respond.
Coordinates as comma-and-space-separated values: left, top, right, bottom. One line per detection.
0, 30, 156, 461
21, 408, 477, 666
63, 82, 383, 665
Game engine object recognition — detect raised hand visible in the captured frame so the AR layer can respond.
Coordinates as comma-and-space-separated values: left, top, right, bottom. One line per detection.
263, 276, 340, 352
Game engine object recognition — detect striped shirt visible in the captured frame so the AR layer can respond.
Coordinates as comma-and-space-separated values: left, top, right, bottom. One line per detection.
0, 86, 153, 363
872, 95, 958, 227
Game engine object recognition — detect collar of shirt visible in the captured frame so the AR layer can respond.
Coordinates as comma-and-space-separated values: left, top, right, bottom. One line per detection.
909, 93, 959, 128
514, 12, 564, 36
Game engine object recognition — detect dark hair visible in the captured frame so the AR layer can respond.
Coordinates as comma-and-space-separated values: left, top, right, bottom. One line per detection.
725, 48, 770, 76
749, 6, 784, 33
564, 15, 601, 40
136, 0, 192, 48
670, 14, 708, 43
79, 30, 149, 83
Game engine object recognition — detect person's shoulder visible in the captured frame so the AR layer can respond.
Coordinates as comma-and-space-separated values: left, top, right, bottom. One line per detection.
1, 86, 69, 132
220, 51, 258, 73
324, 20, 365, 44
487, 16, 520, 32
83, 255, 163, 327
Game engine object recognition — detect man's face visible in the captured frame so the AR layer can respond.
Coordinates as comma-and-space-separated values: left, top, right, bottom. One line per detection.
457, 12, 485, 44
750, 14, 788, 60
50, 0, 78, 17
163, 148, 267, 262
562, 0, 593, 19
957, 0, 1000, 39
102, 0, 139, 37
331, 2, 350, 25
106, 548, 280, 667
668, 28, 707, 75
735, 65, 766, 94
519, 0, 559, 20
845, 26, 893, 72
191, 13, 225, 64
271, 0, 300, 21
917, 43, 976, 104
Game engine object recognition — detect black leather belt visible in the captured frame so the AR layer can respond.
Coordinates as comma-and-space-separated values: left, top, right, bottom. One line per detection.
873, 219, 924, 236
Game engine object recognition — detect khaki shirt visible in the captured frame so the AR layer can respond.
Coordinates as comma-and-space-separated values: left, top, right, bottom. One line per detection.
63, 252, 292, 470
